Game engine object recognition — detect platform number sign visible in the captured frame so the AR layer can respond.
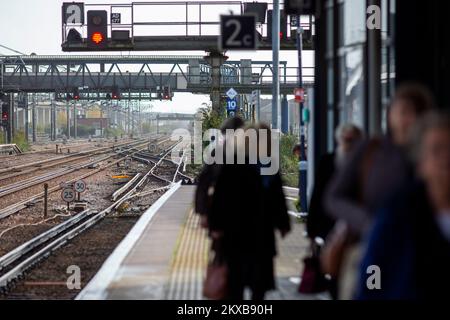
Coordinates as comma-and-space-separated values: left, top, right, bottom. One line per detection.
62, 2, 85, 24
220, 15, 257, 50
111, 13, 121, 24
61, 187, 76, 203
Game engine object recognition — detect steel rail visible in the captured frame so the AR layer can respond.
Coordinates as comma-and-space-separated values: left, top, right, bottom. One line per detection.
149, 142, 187, 185
0, 138, 146, 175
111, 173, 142, 202
0, 210, 92, 273
0, 141, 152, 220
0, 144, 142, 199
0, 140, 183, 291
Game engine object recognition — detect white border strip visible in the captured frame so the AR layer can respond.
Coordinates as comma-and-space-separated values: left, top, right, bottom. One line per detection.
76, 181, 182, 300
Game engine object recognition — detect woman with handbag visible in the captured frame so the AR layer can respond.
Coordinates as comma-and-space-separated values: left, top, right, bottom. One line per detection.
205, 123, 291, 300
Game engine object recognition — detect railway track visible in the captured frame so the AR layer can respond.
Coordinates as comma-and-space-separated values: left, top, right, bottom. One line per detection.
0, 136, 165, 220
0, 142, 145, 199
0, 138, 149, 179
0, 137, 134, 161
0, 140, 187, 293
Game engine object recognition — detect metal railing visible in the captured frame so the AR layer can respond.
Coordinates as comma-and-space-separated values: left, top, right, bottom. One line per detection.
188, 65, 315, 85
62, 1, 314, 42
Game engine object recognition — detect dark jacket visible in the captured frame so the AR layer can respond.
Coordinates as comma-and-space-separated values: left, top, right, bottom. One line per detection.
357, 181, 450, 300
208, 162, 291, 292
307, 153, 336, 240
194, 163, 222, 217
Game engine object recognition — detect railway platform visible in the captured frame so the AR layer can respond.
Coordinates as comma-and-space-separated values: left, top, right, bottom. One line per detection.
77, 183, 330, 300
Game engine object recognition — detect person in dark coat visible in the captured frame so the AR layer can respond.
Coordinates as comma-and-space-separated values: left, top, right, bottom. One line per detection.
208, 123, 291, 300
357, 111, 450, 299
194, 116, 244, 227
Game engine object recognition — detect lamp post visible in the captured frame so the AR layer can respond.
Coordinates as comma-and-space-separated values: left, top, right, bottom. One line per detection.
271, 0, 280, 129
297, 15, 308, 213
204, 52, 228, 115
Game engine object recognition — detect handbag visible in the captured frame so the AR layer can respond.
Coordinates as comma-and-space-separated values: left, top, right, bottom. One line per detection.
298, 242, 329, 294
203, 243, 228, 300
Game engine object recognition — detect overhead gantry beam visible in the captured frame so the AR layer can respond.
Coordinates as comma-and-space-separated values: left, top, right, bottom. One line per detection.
61, 36, 305, 52
0, 55, 314, 98
60, 1, 315, 52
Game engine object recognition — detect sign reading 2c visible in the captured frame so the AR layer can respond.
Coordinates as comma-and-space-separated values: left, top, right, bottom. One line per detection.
220, 15, 257, 50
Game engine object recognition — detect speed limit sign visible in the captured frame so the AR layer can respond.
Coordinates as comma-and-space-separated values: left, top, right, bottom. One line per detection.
61, 188, 76, 203
74, 179, 87, 193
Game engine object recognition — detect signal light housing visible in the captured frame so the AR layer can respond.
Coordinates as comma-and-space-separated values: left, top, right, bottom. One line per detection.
73, 88, 80, 100
87, 10, 108, 48
267, 10, 288, 42
112, 86, 120, 100
162, 86, 172, 101
1, 94, 9, 124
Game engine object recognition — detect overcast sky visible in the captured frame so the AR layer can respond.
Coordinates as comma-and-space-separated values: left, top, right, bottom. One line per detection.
0, 0, 314, 113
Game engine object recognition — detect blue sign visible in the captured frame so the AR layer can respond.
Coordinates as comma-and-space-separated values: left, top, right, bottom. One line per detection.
226, 97, 237, 111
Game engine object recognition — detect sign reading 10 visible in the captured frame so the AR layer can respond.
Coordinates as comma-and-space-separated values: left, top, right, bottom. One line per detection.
227, 99, 237, 111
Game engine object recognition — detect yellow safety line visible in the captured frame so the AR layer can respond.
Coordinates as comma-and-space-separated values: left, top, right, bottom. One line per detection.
166, 208, 210, 299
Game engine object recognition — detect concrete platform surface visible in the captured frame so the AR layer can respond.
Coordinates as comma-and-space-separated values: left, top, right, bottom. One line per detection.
77, 183, 330, 300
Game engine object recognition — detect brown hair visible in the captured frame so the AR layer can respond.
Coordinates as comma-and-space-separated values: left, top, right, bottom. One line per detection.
392, 82, 435, 115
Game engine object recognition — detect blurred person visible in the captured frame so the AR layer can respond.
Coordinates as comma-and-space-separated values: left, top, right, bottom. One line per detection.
194, 116, 244, 227
299, 124, 363, 296
321, 83, 435, 299
292, 144, 301, 160
308, 123, 364, 241
207, 123, 291, 300
357, 111, 450, 299
325, 83, 435, 236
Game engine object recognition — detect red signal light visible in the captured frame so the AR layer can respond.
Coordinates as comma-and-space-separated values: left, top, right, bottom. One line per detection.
111, 86, 120, 99
2, 112, 8, 121
91, 32, 104, 44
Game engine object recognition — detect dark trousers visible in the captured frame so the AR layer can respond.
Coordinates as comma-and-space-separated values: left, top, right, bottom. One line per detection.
226, 257, 274, 301
227, 283, 266, 301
